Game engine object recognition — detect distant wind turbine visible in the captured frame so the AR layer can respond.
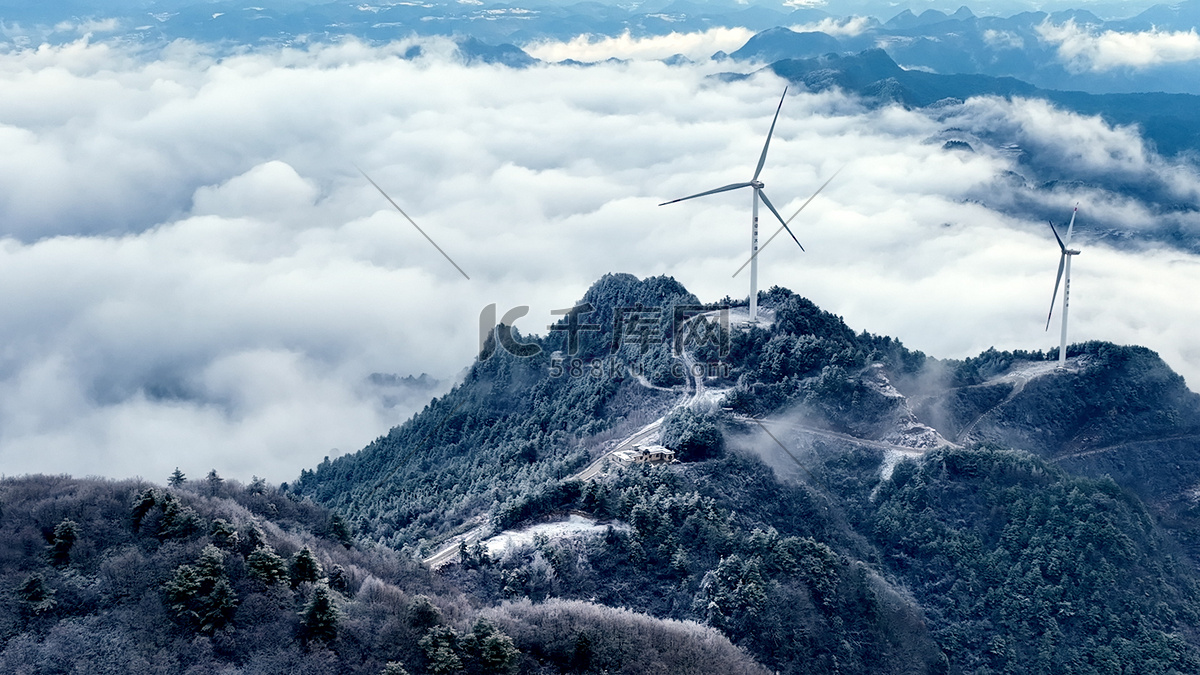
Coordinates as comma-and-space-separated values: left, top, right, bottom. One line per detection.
659, 88, 804, 323
1045, 205, 1081, 369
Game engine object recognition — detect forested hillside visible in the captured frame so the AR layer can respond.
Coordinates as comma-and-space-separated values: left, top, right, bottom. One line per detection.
288, 273, 1200, 675
871, 446, 1200, 674
292, 277, 926, 553
0, 474, 766, 674
291, 274, 700, 552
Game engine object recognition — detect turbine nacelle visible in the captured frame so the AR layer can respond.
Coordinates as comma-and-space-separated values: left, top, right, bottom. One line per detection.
658, 88, 804, 251
658, 87, 820, 322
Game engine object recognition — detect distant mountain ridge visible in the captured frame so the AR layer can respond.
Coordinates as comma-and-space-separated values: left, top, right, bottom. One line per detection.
728, 26, 843, 63
6, 0, 1200, 96
754, 47, 1200, 157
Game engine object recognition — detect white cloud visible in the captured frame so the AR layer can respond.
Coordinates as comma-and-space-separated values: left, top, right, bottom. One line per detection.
982, 29, 1024, 50
52, 18, 121, 36
192, 161, 320, 220
0, 37, 1196, 485
523, 27, 755, 62
790, 16, 872, 38
945, 96, 1200, 203
1038, 19, 1200, 72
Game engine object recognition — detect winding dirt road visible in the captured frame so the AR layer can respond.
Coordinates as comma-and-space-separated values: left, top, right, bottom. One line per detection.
955, 358, 1084, 443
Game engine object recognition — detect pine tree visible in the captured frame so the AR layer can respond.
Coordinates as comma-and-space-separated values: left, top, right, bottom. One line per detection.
670, 546, 691, 578
327, 563, 350, 594
131, 488, 160, 532
163, 560, 202, 623
328, 512, 353, 548
201, 577, 239, 633
209, 518, 239, 549
289, 546, 324, 586
158, 494, 203, 540
205, 469, 224, 496
48, 519, 78, 567
419, 625, 463, 675
168, 467, 187, 487
380, 662, 410, 675
240, 522, 268, 554
299, 583, 339, 646
17, 573, 56, 616
463, 619, 519, 674
133, 488, 202, 540
164, 544, 239, 633
247, 545, 289, 586
247, 475, 267, 494
407, 595, 442, 631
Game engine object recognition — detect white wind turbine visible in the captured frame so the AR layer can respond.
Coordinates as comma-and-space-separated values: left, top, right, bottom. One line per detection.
660, 88, 804, 323
1045, 205, 1081, 369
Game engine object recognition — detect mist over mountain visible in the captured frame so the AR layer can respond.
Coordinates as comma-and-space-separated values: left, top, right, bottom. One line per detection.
18, 0, 1197, 255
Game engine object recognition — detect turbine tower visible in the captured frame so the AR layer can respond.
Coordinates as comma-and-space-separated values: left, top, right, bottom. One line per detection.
660, 88, 804, 323
1045, 206, 1081, 369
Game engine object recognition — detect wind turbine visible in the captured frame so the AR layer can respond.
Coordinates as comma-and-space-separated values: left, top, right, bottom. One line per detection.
1045, 206, 1080, 369
660, 88, 804, 323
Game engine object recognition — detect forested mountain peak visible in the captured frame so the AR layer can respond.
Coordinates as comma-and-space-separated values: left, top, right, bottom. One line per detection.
293, 275, 1200, 551
281, 273, 1200, 673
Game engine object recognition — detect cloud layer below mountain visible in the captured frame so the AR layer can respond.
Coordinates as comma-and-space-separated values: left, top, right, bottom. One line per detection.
0, 36, 1197, 483
523, 27, 755, 62
789, 16, 874, 38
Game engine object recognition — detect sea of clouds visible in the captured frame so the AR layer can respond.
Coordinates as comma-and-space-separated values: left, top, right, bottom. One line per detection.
0, 31, 1197, 483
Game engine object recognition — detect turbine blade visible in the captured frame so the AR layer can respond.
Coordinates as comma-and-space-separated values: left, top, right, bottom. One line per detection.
1048, 220, 1066, 253
1065, 205, 1078, 245
784, 166, 840, 228
758, 190, 804, 251
659, 182, 753, 206
752, 87, 788, 182
732, 166, 842, 278
1045, 253, 1065, 331
358, 166, 470, 281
